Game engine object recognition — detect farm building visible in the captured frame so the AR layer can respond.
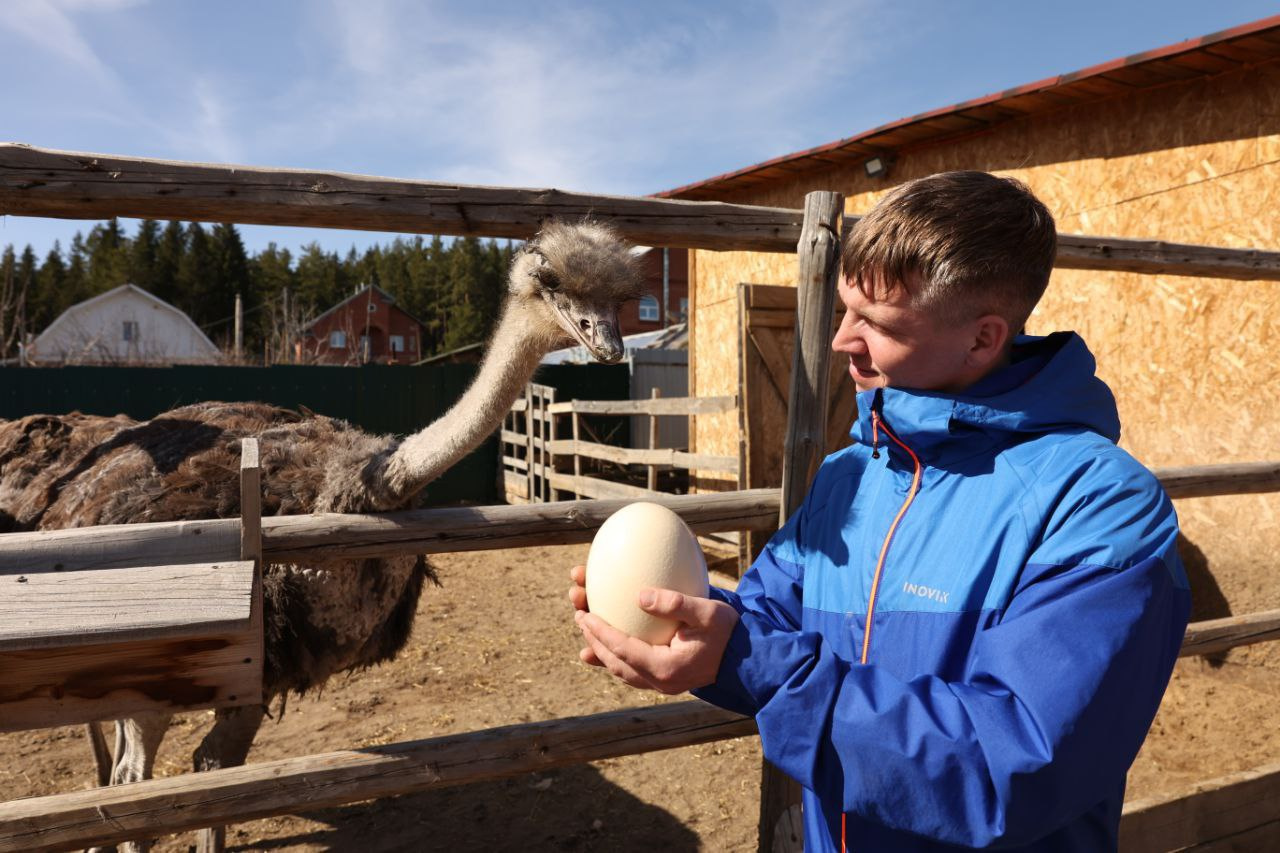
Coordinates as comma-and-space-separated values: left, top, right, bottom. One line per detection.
299, 284, 426, 365
28, 282, 221, 365
664, 16, 1280, 622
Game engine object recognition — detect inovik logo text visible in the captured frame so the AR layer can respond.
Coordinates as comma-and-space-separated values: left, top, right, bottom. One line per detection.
903, 581, 950, 604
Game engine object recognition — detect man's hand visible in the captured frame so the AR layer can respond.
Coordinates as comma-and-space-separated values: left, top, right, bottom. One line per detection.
568, 565, 738, 695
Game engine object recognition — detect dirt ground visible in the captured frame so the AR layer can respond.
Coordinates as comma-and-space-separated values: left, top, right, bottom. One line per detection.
3, 541, 1279, 852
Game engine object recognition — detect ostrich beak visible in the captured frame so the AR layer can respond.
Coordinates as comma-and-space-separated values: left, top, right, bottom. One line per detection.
547, 294, 626, 363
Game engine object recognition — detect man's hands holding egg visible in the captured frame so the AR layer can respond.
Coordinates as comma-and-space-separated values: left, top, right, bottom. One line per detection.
569, 564, 739, 695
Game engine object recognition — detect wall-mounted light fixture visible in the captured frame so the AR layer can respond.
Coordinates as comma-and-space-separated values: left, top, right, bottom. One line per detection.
864, 155, 891, 179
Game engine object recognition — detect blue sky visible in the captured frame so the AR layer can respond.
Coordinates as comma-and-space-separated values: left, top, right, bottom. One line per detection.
2, 0, 1276, 260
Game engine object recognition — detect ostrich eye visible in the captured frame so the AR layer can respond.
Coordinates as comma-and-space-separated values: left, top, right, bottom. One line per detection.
538, 270, 561, 291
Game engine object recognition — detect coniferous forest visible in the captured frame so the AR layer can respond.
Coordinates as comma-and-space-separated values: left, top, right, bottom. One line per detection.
0, 219, 518, 363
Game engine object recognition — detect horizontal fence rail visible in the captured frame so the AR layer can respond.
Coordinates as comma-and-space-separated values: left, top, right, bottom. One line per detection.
0, 144, 803, 253
0, 701, 757, 853
5, 145, 1280, 279
546, 439, 739, 473
2, 462, 1276, 574
546, 396, 738, 416
1, 601, 1274, 852
0, 489, 781, 574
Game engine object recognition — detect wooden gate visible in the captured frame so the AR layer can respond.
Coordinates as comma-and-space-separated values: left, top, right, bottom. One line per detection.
500, 382, 557, 504
737, 283, 856, 564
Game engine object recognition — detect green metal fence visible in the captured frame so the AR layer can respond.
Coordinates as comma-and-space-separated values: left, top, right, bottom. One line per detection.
0, 363, 629, 505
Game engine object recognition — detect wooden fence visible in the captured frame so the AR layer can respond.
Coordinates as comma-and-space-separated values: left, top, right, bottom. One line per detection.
501, 386, 738, 503
2, 144, 1280, 851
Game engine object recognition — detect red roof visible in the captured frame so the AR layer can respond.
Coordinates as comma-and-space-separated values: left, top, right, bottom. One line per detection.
659, 16, 1280, 200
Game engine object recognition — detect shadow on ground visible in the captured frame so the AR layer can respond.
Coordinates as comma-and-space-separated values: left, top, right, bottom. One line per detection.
226, 763, 701, 852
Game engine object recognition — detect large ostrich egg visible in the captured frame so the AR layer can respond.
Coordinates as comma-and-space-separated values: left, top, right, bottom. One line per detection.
585, 502, 709, 645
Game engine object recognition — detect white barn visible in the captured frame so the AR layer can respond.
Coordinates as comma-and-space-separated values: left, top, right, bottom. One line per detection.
30, 284, 222, 365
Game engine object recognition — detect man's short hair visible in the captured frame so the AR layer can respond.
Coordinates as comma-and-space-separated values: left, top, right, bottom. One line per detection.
841, 171, 1057, 330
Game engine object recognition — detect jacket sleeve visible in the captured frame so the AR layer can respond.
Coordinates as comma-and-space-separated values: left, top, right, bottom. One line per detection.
694, 457, 1191, 848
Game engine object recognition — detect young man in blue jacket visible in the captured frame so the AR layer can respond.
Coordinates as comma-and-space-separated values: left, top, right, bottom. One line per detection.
570, 171, 1190, 851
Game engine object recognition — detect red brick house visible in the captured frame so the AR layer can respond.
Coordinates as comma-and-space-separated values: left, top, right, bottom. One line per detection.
300, 285, 425, 365
618, 247, 688, 337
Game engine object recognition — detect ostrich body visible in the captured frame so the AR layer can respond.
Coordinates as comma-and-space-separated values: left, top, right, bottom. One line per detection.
0, 222, 642, 850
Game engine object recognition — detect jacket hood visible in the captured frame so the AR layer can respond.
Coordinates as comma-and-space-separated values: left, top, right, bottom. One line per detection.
853, 332, 1120, 462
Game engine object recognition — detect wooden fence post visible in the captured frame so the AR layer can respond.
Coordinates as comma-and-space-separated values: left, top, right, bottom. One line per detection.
647, 388, 662, 491
523, 384, 536, 503
195, 437, 263, 853
759, 190, 843, 853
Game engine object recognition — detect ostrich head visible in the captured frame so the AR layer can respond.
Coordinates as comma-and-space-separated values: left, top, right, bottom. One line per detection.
510, 220, 646, 363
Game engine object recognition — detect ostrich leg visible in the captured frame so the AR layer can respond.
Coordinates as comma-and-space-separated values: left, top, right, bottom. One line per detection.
86, 712, 171, 853
192, 704, 267, 853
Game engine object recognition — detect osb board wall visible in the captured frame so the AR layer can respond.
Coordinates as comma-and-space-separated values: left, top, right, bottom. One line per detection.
690, 60, 1280, 644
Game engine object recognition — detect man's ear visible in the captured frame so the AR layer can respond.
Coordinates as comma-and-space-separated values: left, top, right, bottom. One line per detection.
967, 314, 1011, 369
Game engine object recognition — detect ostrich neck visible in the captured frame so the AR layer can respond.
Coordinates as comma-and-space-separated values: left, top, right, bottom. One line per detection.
378, 301, 552, 507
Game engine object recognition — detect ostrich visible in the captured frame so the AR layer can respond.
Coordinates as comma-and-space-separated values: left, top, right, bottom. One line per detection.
0, 220, 643, 849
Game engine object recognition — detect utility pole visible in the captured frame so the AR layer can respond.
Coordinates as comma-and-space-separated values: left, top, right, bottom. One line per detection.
662, 248, 670, 329
282, 286, 291, 363
233, 292, 243, 361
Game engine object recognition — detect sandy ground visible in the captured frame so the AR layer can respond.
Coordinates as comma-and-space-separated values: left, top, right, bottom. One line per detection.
3, 541, 1279, 852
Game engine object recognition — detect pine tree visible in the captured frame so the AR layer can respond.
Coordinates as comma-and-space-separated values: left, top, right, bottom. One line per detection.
442, 236, 486, 352
129, 219, 162, 296
152, 221, 186, 306
177, 223, 219, 334
31, 243, 67, 334
84, 219, 129, 294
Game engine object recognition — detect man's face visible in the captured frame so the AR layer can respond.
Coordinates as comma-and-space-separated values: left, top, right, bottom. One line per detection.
831, 272, 979, 393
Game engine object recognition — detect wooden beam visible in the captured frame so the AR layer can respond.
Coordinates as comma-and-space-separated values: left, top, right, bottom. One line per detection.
547, 439, 740, 473
0, 561, 255, 652
263, 488, 782, 560
1156, 461, 1280, 499
544, 472, 660, 501
1179, 608, 1280, 658
1054, 233, 1280, 281
547, 395, 737, 416
1, 460, 1274, 574
762, 190, 843, 852
837, 218, 1280, 281
0, 561, 261, 733
0, 518, 239, 576
0, 701, 755, 853
6, 145, 1279, 277
1120, 762, 1280, 852
0, 144, 803, 253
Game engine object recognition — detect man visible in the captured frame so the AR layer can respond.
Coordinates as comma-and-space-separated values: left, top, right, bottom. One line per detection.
571, 171, 1190, 851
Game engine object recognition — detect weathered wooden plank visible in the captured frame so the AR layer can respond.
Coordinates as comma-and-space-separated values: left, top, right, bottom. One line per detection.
547, 396, 737, 416
546, 439, 739, 473
1156, 461, 1280, 499
1, 461, 1272, 573
835, 219, 1280, 281
0, 518, 239, 576
0, 701, 756, 852
1053, 233, 1280, 281
239, 438, 261, 565
264, 489, 782, 560
1120, 762, 1280, 852
7, 145, 1279, 276
1179, 608, 1280, 658
763, 190, 843, 851
0, 621, 262, 733
0, 561, 255, 652
544, 472, 660, 501
0, 144, 803, 253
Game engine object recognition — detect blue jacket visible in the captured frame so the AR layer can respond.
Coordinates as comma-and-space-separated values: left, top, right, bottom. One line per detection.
693, 332, 1190, 851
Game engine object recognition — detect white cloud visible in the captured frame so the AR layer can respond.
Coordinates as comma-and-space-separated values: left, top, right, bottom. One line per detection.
261, 0, 892, 195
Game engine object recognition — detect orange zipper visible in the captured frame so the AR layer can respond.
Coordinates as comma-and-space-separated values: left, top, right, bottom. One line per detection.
860, 411, 922, 665
845, 411, 923, 852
